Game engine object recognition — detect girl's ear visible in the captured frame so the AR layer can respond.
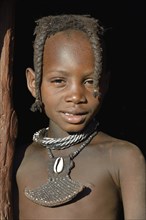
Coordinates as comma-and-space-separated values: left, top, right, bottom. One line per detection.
26, 68, 36, 98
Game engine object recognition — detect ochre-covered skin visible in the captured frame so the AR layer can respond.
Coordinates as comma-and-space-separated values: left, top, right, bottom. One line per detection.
17, 30, 146, 219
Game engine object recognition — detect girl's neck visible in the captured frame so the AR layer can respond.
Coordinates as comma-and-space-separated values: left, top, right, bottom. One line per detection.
48, 121, 70, 138
48, 119, 98, 139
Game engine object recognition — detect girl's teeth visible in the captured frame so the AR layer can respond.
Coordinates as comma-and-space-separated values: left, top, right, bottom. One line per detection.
65, 113, 73, 116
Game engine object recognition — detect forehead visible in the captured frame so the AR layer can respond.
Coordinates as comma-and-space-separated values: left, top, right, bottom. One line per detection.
44, 30, 93, 50
43, 30, 94, 63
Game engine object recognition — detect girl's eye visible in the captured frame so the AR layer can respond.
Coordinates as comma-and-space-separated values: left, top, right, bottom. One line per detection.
50, 78, 66, 86
84, 79, 94, 86
53, 79, 63, 83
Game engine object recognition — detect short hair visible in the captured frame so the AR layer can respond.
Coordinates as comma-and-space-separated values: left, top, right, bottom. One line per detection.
31, 14, 105, 112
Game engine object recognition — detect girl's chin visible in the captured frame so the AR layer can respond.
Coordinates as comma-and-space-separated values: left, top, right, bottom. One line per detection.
62, 123, 88, 134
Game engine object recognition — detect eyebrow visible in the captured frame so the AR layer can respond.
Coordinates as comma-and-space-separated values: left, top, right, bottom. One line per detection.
45, 70, 69, 76
46, 70, 94, 77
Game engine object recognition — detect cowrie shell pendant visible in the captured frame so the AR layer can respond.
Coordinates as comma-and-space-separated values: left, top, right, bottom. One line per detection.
53, 157, 64, 173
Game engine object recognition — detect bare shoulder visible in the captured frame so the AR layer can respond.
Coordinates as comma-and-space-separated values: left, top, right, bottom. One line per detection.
97, 131, 145, 161
97, 133, 146, 219
94, 131, 146, 193
96, 131, 146, 176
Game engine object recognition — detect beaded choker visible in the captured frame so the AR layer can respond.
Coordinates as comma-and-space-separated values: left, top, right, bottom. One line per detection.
25, 122, 98, 207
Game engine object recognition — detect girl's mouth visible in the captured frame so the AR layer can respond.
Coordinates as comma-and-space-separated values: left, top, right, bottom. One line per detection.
61, 112, 87, 124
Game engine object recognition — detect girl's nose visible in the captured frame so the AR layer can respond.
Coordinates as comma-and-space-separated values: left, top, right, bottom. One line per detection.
65, 84, 87, 104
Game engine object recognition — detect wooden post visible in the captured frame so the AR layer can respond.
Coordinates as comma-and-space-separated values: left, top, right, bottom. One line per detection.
0, 0, 17, 219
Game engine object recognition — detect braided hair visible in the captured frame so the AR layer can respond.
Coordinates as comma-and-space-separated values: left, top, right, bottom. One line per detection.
31, 14, 105, 112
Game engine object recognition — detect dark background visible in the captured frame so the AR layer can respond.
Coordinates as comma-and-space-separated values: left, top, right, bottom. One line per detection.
13, 0, 146, 158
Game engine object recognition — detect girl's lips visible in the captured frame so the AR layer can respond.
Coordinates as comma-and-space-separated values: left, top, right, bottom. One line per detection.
60, 112, 87, 124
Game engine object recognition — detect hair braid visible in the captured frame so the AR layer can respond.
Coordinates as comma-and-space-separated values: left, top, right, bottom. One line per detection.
31, 14, 104, 112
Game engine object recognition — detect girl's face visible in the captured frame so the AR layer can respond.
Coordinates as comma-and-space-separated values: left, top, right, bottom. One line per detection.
41, 30, 101, 136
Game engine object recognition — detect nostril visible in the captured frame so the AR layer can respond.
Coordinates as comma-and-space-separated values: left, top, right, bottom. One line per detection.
65, 92, 87, 104
72, 95, 87, 104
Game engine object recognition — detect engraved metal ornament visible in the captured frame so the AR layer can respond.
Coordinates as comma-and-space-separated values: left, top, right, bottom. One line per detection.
25, 175, 84, 207
25, 157, 84, 207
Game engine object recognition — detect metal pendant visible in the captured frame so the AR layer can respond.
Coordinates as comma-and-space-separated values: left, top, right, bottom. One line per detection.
24, 156, 85, 207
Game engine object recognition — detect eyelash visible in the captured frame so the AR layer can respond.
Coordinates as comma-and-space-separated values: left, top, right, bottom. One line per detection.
84, 79, 94, 85
51, 78, 65, 84
49, 78, 94, 88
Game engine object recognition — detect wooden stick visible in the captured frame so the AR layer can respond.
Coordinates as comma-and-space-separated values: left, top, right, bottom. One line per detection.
0, 0, 17, 219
